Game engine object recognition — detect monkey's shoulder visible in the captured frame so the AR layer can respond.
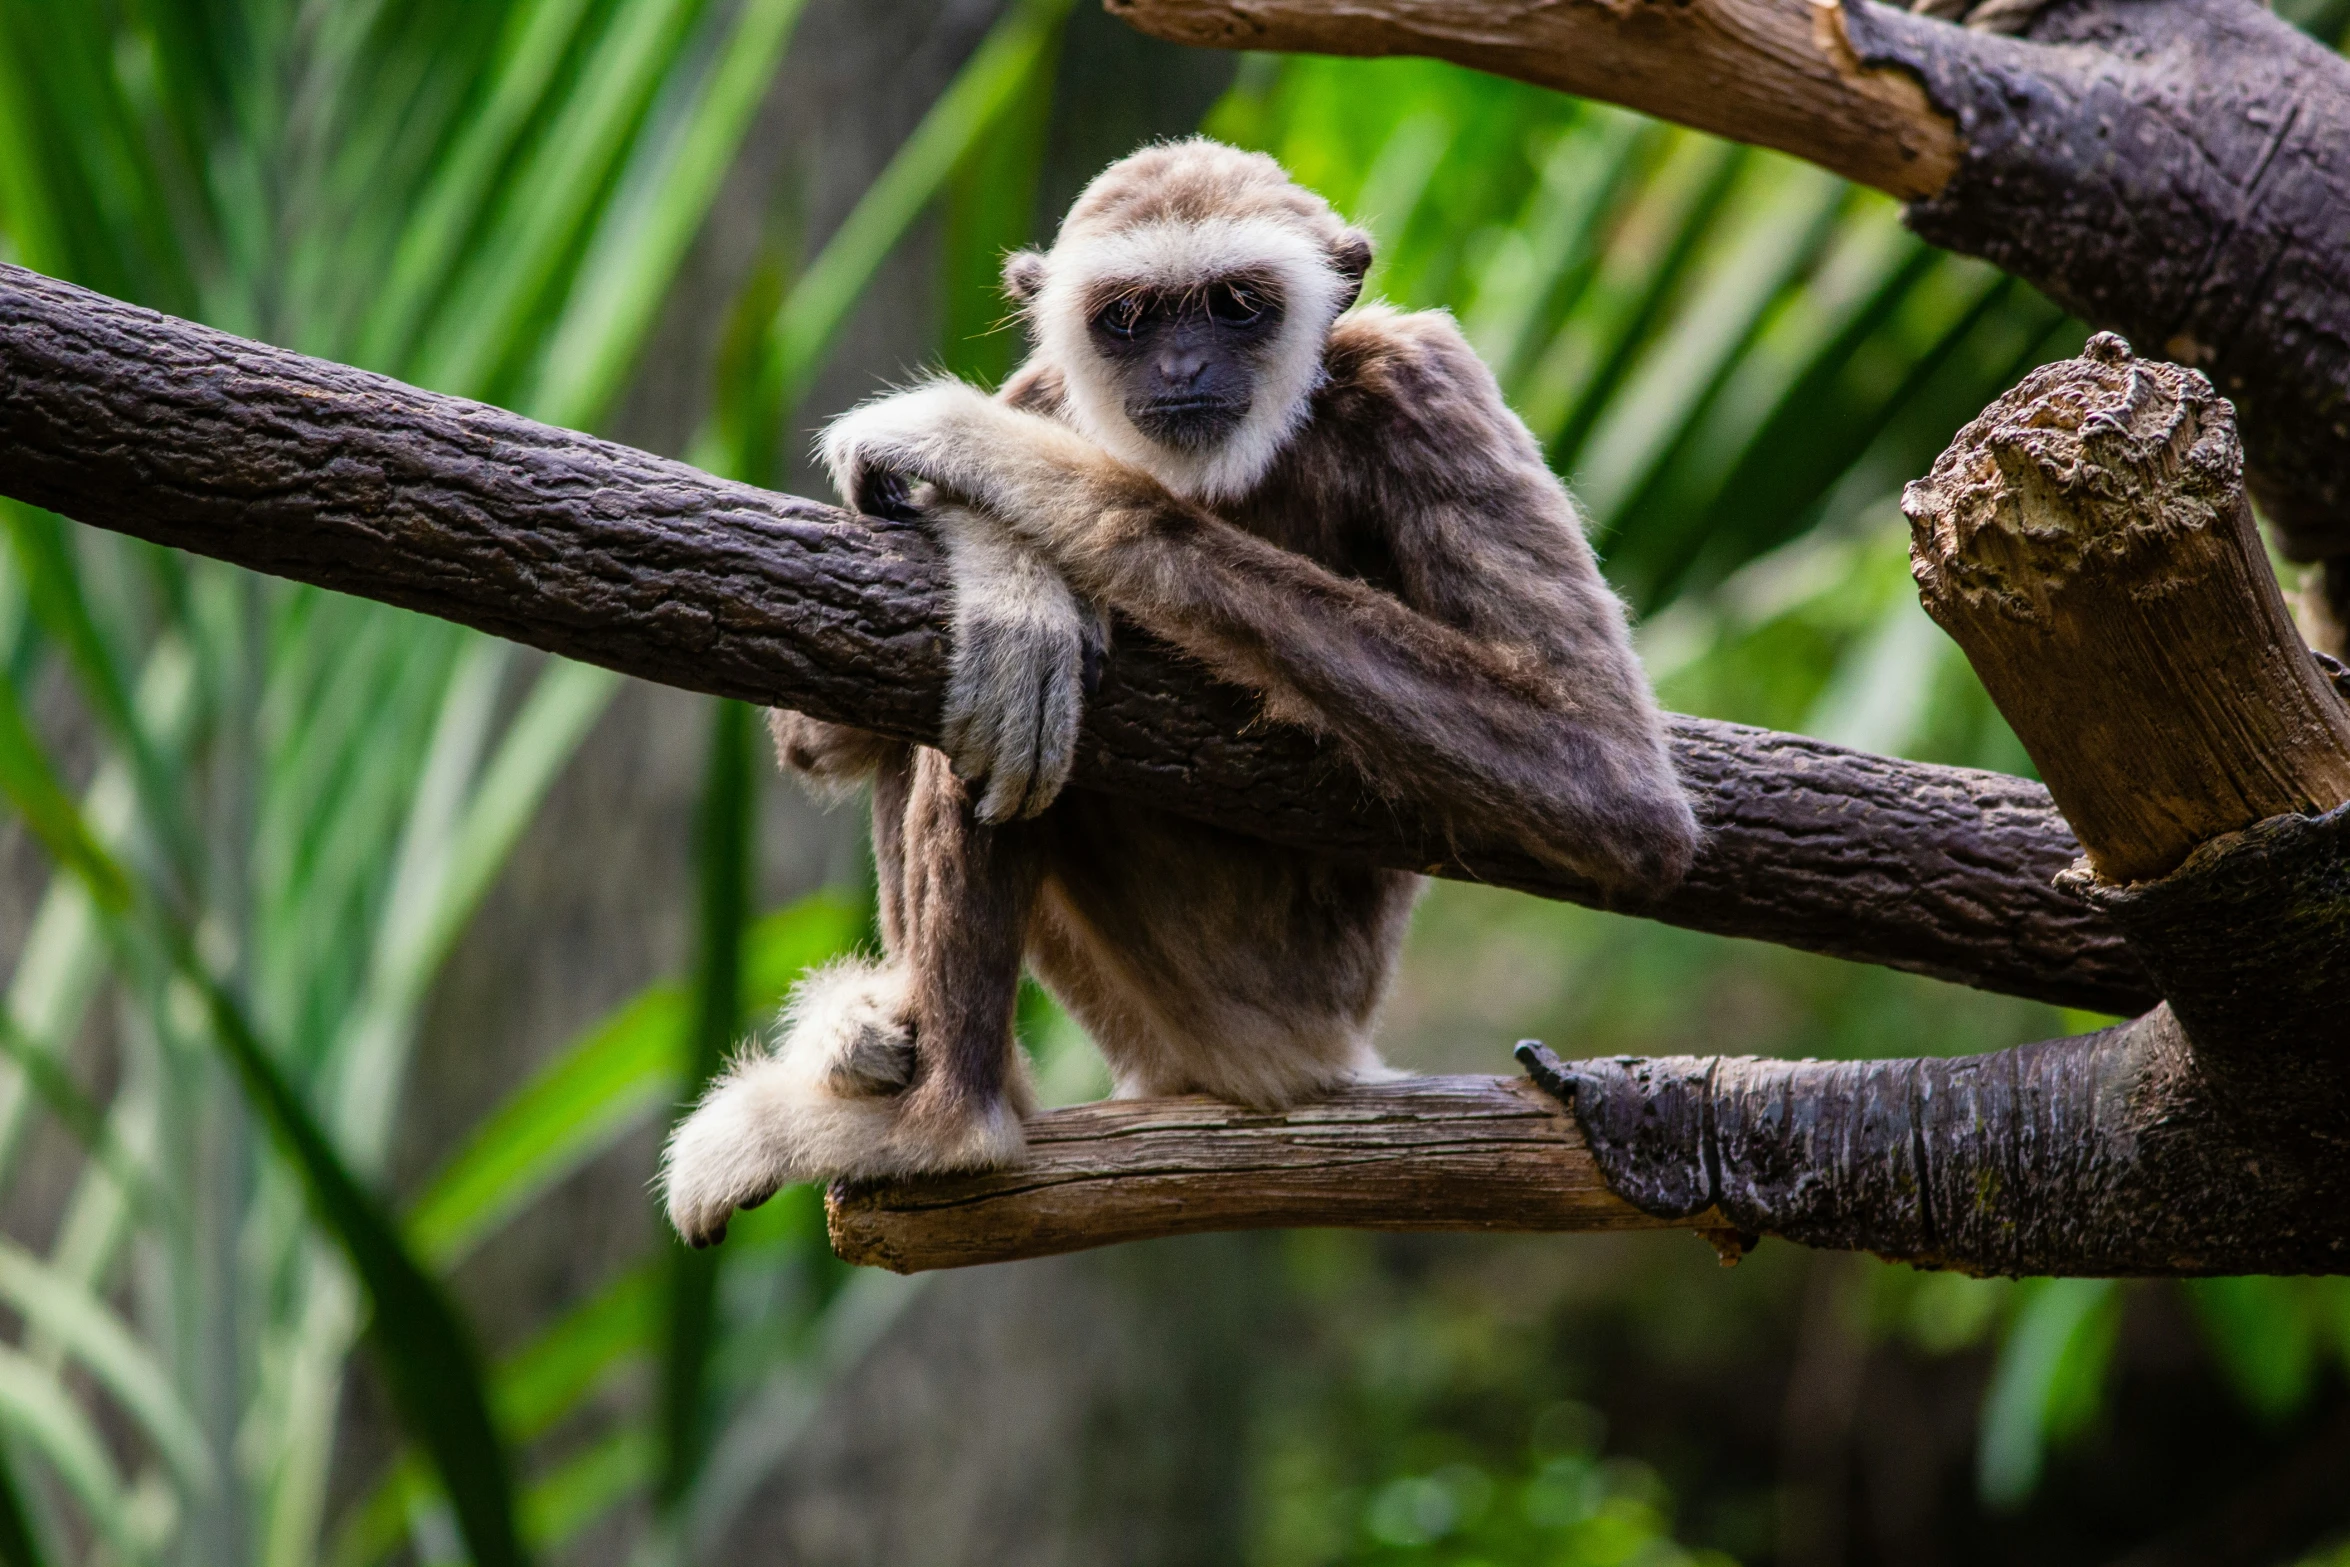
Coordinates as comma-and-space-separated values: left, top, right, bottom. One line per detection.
1294, 305, 1546, 488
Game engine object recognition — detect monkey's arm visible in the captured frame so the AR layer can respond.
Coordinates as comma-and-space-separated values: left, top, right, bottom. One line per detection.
824, 379, 1696, 894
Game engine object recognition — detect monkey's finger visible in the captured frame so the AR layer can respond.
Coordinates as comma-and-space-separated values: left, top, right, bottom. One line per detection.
973, 661, 1044, 823
976, 720, 1036, 822
854, 465, 919, 522
940, 648, 1012, 790
1020, 656, 1083, 818
1001, 675, 1056, 821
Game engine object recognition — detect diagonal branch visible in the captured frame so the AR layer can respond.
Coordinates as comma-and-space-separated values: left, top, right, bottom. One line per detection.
0, 265, 2153, 1014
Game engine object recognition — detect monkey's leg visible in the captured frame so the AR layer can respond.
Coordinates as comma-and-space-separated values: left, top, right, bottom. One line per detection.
663, 748, 1039, 1246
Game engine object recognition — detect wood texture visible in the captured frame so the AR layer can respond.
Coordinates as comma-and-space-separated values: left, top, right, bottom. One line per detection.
1105, 0, 1962, 199
1906, 334, 2350, 882
0, 266, 2158, 1014
825, 1076, 1672, 1273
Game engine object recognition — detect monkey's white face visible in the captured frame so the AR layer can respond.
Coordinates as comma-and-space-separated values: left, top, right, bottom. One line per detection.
1031, 216, 1352, 505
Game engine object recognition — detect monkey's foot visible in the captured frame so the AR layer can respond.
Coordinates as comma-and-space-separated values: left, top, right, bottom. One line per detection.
659, 958, 1029, 1246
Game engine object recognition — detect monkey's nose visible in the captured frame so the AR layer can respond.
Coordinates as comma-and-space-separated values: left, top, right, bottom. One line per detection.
1156, 355, 1209, 390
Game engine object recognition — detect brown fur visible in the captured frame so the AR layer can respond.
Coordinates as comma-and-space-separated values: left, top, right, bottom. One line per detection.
665, 142, 1695, 1238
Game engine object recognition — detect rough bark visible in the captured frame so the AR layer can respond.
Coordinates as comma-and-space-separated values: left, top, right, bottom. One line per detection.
1540, 802, 2350, 1275
1111, 0, 2350, 590
826, 1077, 1673, 1273
1845, 0, 2350, 565
0, 265, 2156, 1014
1905, 332, 2350, 882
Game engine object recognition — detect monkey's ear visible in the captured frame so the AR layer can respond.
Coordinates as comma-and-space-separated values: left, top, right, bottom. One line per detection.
1329, 227, 1374, 311
1001, 249, 1048, 304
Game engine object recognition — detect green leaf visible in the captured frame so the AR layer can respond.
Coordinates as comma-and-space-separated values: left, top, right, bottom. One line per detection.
523, 1428, 654, 1553
659, 699, 759, 1507
0, 1435, 51, 1567
1977, 1277, 2120, 1510
406, 893, 862, 1270
0, 665, 128, 913
0, 505, 197, 886
331, 651, 617, 1170
0, 683, 526, 1567
406, 983, 685, 1269
410, 0, 708, 400
2186, 1276, 2323, 1423
354, 0, 606, 374
0, 1343, 138, 1562
501, 1265, 664, 1441
0, 1016, 160, 1218
329, 1265, 661, 1567
189, 971, 529, 1567
0, 1239, 210, 1492
703, 0, 1076, 482
527, 0, 809, 430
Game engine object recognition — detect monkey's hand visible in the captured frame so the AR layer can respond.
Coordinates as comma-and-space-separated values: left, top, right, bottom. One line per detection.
935, 504, 1105, 822
821, 379, 1115, 551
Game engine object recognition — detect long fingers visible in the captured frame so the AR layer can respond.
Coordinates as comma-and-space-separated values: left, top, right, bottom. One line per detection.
939, 507, 1089, 822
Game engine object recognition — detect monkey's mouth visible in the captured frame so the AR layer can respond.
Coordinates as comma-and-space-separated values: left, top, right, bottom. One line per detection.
1131, 395, 1249, 449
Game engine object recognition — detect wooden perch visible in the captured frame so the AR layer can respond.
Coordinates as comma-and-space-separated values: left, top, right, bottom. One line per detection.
826, 1076, 1675, 1273
1906, 333, 2350, 882
0, 266, 2153, 1014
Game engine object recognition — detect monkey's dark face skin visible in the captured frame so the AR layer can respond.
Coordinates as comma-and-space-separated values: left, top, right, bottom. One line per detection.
1088, 278, 1287, 450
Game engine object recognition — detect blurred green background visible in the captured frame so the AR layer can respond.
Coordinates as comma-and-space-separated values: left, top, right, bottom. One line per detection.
0, 2, 2346, 1564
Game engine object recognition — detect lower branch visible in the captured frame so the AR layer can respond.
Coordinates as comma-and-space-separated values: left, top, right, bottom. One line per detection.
1532, 1016, 2349, 1277
825, 1077, 1677, 1273
824, 1001, 2350, 1277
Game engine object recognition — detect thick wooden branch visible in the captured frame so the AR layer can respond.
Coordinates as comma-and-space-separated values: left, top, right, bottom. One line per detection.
1112, 0, 2350, 569
0, 266, 2155, 1014
827, 1077, 1676, 1273
1105, 0, 1961, 199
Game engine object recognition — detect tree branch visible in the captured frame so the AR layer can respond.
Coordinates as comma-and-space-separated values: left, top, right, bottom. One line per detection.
1104, 0, 1962, 199
826, 1077, 1676, 1273
1555, 339, 2350, 1276
0, 265, 2154, 1014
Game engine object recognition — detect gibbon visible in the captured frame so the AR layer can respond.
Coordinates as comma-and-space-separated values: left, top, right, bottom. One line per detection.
664, 139, 1695, 1245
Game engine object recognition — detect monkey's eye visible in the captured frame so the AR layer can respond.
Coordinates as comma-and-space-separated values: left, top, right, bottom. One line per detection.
1206, 282, 1267, 327
1095, 297, 1148, 340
